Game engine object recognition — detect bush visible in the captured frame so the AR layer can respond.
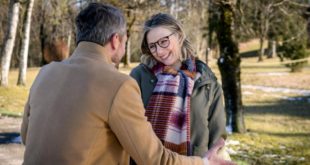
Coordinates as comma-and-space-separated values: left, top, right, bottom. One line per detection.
278, 39, 309, 72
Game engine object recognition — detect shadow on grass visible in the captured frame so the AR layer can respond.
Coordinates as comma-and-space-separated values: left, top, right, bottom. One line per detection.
0, 132, 21, 144
240, 50, 260, 58
245, 95, 310, 119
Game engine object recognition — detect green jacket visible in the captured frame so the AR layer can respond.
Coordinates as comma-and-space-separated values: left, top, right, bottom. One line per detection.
130, 60, 227, 156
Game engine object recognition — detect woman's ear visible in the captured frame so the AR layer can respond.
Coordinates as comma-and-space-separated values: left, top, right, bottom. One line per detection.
110, 33, 120, 50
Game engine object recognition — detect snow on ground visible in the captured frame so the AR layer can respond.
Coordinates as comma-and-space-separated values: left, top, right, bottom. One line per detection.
242, 85, 310, 96
255, 72, 289, 76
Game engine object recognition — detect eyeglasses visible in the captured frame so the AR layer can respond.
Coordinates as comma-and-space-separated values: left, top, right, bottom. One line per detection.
148, 33, 174, 54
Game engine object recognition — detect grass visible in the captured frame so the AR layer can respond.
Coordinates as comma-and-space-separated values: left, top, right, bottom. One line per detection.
0, 54, 309, 164
229, 88, 310, 164
0, 68, 39, 117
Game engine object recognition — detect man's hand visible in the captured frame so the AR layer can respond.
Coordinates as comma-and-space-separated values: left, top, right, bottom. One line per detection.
203, 138, 236, 165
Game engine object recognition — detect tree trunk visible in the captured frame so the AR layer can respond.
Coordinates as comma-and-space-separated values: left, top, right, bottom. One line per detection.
1, 0, 20, 87
307, 0, 310, 48
258, 37, 264, 62
123, 8, 135, 67
214, 0, 246, 133
17, 0, 35, 86
40, 1, 47, 66
123, 32, 131, 68
267, 40, 276, 58
125, 36, 131, 67
67, 30, 72, 53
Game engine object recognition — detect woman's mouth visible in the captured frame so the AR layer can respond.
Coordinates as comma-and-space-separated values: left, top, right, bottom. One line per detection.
160, 53, 171, 61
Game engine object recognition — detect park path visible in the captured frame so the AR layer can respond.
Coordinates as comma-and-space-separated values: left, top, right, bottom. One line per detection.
0, 116, 24, 165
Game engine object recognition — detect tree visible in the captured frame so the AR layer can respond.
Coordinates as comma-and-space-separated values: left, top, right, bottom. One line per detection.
277, 2, 309, 72
0, 1, 10, 54
39, 0, 71, 65
1, 0, 20, 87
106, 0, 161, 67
17, 0, 35, 86
211, 0, 245, 133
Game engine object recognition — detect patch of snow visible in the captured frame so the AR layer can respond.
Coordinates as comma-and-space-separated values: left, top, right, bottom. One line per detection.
278, 160, 286, 164
262, 154, 278, 158
225, 147, 238, 155
285, 97, 303, 101
255, 72, 289, 76
226, 125, 233, 134
243, 91, 253, 95
242, 85, 310, 96
299, 157, 305, 161
226, 140, 240, 146
284, 155, 293, 159
279, 145, 286, 150
219, 57, 225, 64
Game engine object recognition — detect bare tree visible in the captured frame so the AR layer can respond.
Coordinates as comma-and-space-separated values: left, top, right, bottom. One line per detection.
17, 0, 35, 86
1, 0, 20, 86
0, 1, 10, 54
106, 0, 160, 68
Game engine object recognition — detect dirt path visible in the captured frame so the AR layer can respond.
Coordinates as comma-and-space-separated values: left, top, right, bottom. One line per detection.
0, 116, 24, 165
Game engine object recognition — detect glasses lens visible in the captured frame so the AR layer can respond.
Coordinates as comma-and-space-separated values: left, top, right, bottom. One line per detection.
158, 38, 170, 48
149, 44, 156, 53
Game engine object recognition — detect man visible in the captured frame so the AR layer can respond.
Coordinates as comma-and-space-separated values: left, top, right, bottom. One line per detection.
21, 3, 234, 165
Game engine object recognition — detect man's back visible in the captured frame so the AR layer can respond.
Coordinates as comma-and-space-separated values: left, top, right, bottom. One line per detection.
22, 42, 131, 164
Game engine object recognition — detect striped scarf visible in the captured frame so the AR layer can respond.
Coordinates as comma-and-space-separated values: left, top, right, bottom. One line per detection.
145, 59, 196, 155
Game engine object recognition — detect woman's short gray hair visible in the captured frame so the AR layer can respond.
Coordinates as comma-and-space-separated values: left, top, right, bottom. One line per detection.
76, 3, 126, 46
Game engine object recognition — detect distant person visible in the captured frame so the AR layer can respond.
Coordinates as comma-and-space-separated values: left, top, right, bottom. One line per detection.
20, 2, 234, 165
130, 13, 229, 159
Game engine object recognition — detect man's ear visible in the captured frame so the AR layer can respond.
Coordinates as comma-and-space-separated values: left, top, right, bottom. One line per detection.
110, 33, 120, 50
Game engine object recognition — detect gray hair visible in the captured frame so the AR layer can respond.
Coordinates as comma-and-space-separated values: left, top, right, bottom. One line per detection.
141, 13, 195, 67
75, 3, 126, 46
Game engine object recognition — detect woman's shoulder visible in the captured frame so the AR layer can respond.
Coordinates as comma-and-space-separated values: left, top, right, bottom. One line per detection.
195, 59, 218, 81
130, 63, 152, 77
131, 63, 149, 72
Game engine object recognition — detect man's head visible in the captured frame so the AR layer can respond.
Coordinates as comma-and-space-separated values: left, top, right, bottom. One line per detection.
75, 3, 127, 63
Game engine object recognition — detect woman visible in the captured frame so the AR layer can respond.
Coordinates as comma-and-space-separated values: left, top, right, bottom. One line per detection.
130, 13, 228, 157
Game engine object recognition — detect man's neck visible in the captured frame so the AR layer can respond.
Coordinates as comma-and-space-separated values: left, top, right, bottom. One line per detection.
77, 41, 114, 64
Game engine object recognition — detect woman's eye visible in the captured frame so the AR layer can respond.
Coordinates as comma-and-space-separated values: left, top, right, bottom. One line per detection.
149, 44, 156, 50
159, 39, 169, 46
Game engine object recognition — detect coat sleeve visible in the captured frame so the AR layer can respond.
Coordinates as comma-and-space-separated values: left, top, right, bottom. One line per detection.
108, 78, 204, 165
208, 81, 227, 148
21, 96, 31, 145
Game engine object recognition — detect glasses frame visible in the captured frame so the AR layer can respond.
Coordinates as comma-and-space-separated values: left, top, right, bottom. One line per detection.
148, 33, 174, 54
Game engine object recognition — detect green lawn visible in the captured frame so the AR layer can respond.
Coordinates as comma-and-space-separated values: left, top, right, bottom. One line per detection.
0, 68, 39, 117
0, 56, 309, 164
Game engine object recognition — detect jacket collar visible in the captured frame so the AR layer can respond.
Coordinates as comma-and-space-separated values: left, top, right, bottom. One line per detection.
195, 60, 212, 88
71, 41, 113, 64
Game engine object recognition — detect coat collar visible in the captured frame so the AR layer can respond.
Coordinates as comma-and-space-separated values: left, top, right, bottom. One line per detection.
194, 60, 213, 88
71, 41, 113, 64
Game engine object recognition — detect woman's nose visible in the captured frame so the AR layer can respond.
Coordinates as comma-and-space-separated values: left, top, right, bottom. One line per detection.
156, 46, 165, 56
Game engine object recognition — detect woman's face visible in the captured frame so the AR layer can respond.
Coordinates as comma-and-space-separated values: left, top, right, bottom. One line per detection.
146, 27, 181, 66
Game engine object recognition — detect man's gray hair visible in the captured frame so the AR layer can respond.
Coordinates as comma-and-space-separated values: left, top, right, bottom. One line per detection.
75, 3, 126, 46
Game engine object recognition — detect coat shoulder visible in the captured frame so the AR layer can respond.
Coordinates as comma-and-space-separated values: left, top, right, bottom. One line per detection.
196, 60, 218, 82
130, 63, 151, 79
130, 63, 148, 74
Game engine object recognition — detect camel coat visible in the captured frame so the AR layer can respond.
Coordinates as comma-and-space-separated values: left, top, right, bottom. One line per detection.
20, 42, 204, 165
